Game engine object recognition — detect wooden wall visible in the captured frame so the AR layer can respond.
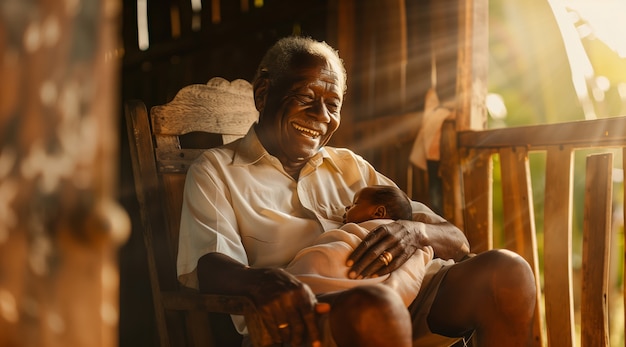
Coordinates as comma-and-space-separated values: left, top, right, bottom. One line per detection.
329, 0, 461, 212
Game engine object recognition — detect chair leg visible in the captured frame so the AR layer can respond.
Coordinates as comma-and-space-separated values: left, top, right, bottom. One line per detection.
450, 331, 474, 347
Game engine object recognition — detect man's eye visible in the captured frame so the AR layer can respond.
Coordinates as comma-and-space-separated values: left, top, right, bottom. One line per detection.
326, 102, 340, 112
295, 94, 314, 104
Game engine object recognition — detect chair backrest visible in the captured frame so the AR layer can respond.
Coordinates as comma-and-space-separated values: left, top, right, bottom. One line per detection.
125, 77, 262, 347
149, 77, 257, 262
439, 116, 626, 346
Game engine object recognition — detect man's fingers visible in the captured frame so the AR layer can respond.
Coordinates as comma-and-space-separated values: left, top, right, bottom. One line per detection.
348, 233, 395, 278
346, 225, 387, 266
264, 313, 282, 343
300, 305, 321, 347
357, 255, 388, 278
374, 251, 406, 277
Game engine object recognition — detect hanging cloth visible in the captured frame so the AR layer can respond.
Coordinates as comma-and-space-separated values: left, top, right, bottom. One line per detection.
409, 51, 453, 170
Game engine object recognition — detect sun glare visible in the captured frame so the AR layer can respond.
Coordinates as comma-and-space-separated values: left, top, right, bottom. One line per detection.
549, 0, 626, 119
563, 0, 626, 58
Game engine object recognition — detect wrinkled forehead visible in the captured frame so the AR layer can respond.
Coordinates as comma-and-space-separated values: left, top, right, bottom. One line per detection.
289, 51, 345, 89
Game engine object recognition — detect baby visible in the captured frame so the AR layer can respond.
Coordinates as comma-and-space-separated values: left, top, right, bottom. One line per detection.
285, 185, 436, 306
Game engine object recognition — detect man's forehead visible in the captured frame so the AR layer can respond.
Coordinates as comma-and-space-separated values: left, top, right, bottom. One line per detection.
288, 67, 343, 92
289, 53, 344, 84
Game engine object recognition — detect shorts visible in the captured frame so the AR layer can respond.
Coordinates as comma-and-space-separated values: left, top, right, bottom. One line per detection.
409, 258, 460, 347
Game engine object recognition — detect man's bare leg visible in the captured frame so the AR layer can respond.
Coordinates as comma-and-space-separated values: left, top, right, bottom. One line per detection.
427, 249, 537, 346
328, 285, 412, 347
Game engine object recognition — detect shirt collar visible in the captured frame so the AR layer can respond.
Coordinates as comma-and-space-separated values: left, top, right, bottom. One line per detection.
309, 147, 343, 174
232, 126, 343, 175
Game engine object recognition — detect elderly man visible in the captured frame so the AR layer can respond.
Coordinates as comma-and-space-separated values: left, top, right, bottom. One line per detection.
177, 36, 536, 347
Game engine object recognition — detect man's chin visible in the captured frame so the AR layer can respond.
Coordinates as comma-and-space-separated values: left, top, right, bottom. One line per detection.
290, 148, 320, 162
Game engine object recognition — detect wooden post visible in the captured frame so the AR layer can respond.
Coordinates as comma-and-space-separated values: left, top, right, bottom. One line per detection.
455, 0, 488, 131
581, 153, 612, 347
543, 147, 575, 346
0, 1, 129, 346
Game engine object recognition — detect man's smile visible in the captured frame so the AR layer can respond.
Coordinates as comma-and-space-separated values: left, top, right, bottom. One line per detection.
292, 123, 322, 138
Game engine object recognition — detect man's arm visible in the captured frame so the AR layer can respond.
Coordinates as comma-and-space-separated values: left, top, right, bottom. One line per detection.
403, 219, 470, 261
197, 252, 325, 347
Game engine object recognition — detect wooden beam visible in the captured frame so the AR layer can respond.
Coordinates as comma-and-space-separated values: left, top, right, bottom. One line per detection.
458, 116, 626, 149
455, 0, 488, 131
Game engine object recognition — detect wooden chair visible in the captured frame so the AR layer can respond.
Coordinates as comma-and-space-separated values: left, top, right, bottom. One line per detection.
124, 77, 275, 347
439, 116, 626, 346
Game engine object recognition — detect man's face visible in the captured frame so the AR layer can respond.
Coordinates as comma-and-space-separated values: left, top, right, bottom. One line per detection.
258, 56, 343, 165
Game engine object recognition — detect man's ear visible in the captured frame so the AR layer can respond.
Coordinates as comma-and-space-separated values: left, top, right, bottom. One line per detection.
253, 76, 270, 113
373, 206, 387, 219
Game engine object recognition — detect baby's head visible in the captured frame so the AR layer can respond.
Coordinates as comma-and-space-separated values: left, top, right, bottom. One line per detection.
343, 185, 412, 224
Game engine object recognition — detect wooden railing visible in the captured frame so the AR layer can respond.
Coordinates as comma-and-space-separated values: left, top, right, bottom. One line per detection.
440, 116, 626, 346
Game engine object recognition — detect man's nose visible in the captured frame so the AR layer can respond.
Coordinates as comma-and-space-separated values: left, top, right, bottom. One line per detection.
310, 99, 331, 122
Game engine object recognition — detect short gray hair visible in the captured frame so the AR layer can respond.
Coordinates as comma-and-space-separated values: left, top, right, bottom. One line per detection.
253, 36, 347, 94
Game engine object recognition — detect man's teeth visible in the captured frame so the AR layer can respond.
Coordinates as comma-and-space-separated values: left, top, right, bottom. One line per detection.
292, 124, 320, 137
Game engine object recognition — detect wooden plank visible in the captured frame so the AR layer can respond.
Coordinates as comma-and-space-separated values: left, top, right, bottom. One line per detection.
498, 147, 537, 261
369, 0, 406, 117
458, 116, 626, 149
125, 101, 173, 347
460, 147, 492, 253
581, 153, 612, 347
162, 173, 187, 261
440, 120, 464, 230
543, 147, 575, 346
161, 291, 255, 314
155, 147, 203, 174
455, 0, 489, 131
498, 147, 543, 346
624, 147, 626, 343
405, 0, 432, 113
151, 79, 257, 136
327, 0, 356, 148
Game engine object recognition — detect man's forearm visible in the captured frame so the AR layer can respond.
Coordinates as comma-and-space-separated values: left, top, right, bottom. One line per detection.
420, 221, 470, 261
197, 252, 256, 295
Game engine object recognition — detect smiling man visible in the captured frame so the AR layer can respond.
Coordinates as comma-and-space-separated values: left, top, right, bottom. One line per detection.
177, 36, 537, 347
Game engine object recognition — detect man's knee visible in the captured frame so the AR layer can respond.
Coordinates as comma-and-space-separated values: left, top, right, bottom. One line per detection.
485, 249, 536, 316
329, 285, 411, 347
481, 249, 535, 290
428, 249, 536, 336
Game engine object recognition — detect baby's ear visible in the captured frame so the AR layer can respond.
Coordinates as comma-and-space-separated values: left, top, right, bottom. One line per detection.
373, 205, 387, 219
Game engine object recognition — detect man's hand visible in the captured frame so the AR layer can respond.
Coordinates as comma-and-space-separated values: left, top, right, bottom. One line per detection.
247, 267, 325, 347
198, 253, 328, 347
346, 220, 424, 279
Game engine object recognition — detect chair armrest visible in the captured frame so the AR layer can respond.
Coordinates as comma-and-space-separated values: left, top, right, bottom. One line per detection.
160, 291, 274, 347
160, 290, 254, 314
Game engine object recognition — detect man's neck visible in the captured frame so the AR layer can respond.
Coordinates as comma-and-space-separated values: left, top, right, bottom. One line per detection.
256, 127, 307, 180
